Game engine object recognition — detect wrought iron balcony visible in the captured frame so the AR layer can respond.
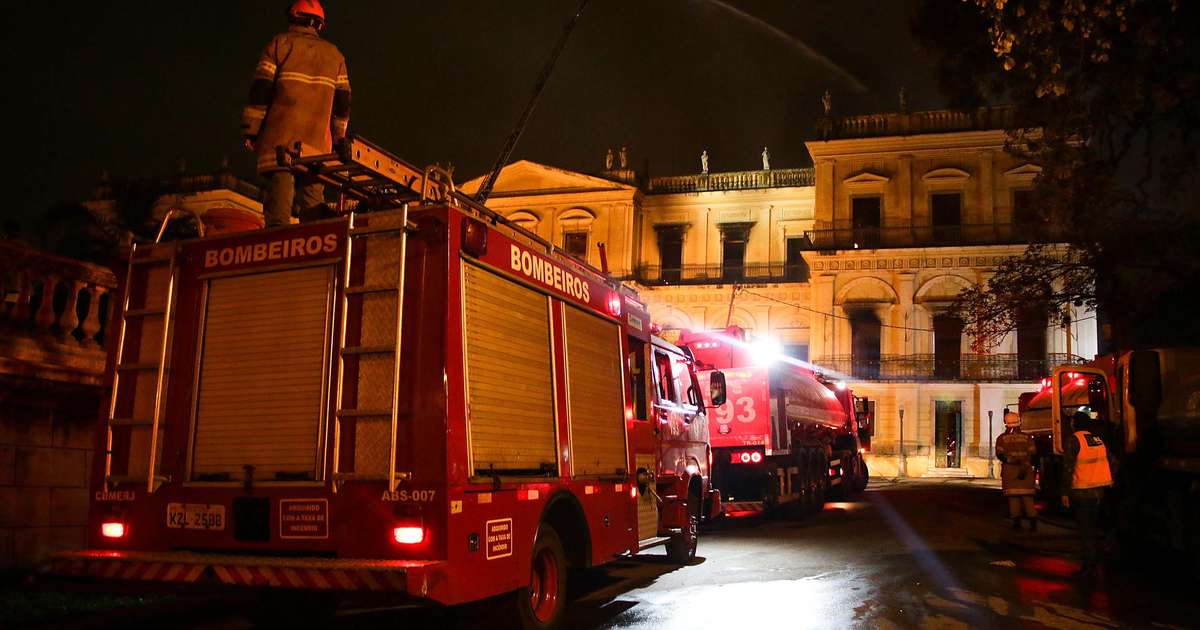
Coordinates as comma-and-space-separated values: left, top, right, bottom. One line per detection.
636, 262, 810, 286
813, 353, 1086, 383
648, 168, 815, 194
806, 222, 1059, 251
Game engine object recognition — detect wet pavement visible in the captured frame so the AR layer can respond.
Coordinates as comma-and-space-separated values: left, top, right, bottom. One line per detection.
18, 481, 1200, 629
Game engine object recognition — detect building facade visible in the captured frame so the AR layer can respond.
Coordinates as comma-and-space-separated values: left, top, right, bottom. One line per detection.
464, 107, 1098, 479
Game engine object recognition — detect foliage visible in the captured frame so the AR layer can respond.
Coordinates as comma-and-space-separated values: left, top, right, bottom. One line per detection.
913, 0, 1200, 349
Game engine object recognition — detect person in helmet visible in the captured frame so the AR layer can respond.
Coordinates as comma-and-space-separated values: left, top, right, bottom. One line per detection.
995, 409, 1038, 531
1063, 406, 1113, 578
242, 0, 351, 227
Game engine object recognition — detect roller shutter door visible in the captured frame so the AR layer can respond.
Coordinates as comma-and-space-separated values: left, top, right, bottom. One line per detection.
191, 266, 332, 480
564, 306, 627, 477
463, 264, 557, 475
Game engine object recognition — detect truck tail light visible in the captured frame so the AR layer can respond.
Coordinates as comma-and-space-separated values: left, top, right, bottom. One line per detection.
392, 526, 425, 545
730, 451, 763, 464
101, 521, 127, 539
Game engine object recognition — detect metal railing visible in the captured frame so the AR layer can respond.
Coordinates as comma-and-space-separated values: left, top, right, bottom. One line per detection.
648, 168, 814, 194
813, 353, 1086, 382
636, 262, 810, 285
807, 222, 1059, 251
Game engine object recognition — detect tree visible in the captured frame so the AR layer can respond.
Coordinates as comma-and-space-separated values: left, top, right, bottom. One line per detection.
913, 0, 1200, 350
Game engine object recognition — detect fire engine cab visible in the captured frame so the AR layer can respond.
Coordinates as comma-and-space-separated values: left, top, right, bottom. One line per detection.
49, 137, 721, 629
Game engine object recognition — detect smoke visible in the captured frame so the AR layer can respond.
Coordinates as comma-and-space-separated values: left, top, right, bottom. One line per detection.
697, 0, 869, 94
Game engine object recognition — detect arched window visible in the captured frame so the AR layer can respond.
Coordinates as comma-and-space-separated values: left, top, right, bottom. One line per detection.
507, 210, 540, 232
557, 208, 595, 259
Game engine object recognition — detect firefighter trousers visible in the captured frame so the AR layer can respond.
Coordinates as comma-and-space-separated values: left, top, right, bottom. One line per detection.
263, 170, 325, 227
1007, 495, 1036, 520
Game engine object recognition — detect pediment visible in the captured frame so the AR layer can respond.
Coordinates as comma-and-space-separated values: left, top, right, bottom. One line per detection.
843, 171, 891, 187
922, 168, 971, 182
1003, 163, 1043, 178
460, 160, 633, 195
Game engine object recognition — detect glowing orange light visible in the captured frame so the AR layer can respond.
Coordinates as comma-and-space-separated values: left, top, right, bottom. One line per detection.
101, 522, 126, 539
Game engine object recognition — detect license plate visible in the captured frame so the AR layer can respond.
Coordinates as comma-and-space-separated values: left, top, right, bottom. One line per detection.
166, 503, 226, 530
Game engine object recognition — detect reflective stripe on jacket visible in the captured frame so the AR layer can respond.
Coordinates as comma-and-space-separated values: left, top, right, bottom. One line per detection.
1070, 431, 1112, 490
242, 25, 351, 173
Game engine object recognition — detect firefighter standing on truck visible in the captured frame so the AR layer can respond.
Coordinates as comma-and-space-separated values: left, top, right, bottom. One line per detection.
996, 409, 1038, 531
241, 0, 351, 227
1063, 407, 1114, 579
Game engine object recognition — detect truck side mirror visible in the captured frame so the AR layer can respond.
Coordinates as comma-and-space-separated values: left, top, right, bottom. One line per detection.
1128, 350, 1162, 411
708, 371, 727, 407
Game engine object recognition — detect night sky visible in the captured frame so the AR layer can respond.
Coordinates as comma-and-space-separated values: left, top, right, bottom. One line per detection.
5, 0, 943, 229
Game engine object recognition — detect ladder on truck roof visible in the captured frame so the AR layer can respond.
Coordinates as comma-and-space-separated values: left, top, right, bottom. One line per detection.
277, 135, 456, 211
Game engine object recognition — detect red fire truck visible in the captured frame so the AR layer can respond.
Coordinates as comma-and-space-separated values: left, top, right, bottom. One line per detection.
48, 137, 722, 628
677, 327, 871, 517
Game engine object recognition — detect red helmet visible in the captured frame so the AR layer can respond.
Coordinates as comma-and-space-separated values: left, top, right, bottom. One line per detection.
289, 0, 325, 22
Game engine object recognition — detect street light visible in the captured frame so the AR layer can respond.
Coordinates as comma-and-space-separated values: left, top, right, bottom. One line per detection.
898, 404, 907, 477
987, 410, 995, 479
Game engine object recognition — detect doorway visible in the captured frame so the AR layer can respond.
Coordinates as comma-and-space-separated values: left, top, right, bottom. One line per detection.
934, 400, 963, 468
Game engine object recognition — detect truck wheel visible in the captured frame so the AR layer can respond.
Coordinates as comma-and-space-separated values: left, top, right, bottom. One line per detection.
512, 525, 568, 630
855, 457, 870, 493
667, 493, 700, 563
813, 455, 828, 512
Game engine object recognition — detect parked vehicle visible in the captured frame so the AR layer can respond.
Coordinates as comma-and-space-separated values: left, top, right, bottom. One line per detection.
48, 138, 721, 629
677, 327, 870, 518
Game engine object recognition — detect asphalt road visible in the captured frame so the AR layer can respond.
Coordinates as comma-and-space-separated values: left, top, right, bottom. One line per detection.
20, 481, 1200, 629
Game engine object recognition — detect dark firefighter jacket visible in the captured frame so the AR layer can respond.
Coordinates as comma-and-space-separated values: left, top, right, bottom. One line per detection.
995, 429, 1037, 497
242, 24, 350, 174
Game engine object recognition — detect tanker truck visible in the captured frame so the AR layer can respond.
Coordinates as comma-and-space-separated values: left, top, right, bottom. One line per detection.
677, 327, 872, 517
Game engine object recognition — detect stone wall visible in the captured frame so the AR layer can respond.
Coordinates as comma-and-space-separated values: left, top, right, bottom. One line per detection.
0, 239, 116, 572
0, 382, 101, 570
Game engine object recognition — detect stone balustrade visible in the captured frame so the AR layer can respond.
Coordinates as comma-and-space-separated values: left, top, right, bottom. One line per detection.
648, 167, 815, 194
0, 240, 118, 386
817, 106, 1017, 140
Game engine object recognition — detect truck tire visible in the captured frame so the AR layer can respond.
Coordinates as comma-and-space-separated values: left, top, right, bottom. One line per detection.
667, 493, 700, 563
511, 525, 568, 630
855, 456, 869, 493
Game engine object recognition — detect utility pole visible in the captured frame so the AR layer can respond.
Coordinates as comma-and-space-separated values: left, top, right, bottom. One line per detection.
987, 409, 995, 479
898, 405, 907, 477
724, 284, 740, 328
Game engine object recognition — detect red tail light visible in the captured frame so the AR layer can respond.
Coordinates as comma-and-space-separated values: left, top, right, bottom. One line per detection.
101, 522, 126, 539
392, 526, 425, 545
730, 450, 764, 464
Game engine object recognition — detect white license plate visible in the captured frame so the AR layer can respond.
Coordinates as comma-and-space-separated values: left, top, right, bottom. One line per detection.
166, 503, 226, 530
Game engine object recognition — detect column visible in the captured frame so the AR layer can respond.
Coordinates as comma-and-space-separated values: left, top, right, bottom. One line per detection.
809, 273, 836, 361
814, 159, 836, 229
896, 273, 915, 356
978, 150, 995, 228
897, 153, 913, 226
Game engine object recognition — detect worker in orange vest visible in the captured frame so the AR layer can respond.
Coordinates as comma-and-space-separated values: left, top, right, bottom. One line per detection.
1063, 407, 1114, 577
995, 409, 1038, 531
242, 0, 351, 227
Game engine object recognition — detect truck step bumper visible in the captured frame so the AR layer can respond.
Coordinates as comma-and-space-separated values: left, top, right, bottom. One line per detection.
48, 550, 442, 595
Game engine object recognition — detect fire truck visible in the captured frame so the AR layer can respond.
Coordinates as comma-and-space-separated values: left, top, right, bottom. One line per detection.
677, 327, 871, 517
1023, 349, 1199, 572
48, 137, 722, 628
